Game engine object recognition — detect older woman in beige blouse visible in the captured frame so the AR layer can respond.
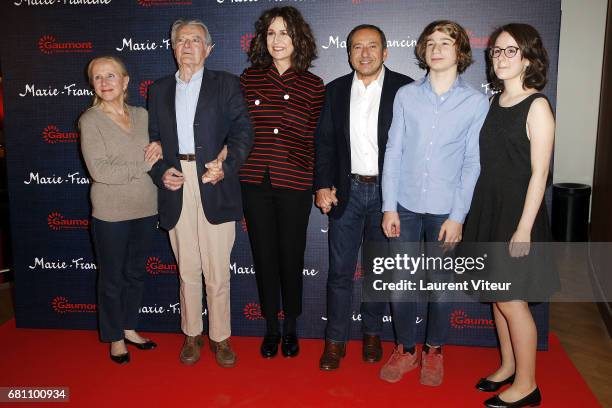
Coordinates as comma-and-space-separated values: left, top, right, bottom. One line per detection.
80, 56, 161, 364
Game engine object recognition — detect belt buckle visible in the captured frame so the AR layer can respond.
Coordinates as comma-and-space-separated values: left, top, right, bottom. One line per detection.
352, 174, 377, 183
178, 153, 196, 162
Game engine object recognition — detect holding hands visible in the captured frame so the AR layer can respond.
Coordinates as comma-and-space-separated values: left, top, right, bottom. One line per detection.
158, 145, 229, 189
315, 187, 338, 214
201, 145, 228, 185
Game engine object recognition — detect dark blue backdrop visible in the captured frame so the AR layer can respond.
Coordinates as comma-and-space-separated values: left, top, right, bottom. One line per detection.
0, 0, 561, 349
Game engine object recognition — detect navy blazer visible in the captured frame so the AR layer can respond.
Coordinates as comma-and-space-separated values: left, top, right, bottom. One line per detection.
148, 68, 254, 229
314, 67, 413, 219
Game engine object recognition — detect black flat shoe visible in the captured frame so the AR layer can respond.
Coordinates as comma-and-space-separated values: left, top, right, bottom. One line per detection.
281, 334, 299, 358
484, 387, 541, 407
260, 334, 281, 359
125, 338, 157, 350
110, 352, 130, 365
476, 374, 515, 392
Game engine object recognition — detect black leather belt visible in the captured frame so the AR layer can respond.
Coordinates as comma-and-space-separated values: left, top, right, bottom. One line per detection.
177, 153, 196, 161
351, 174, 378, 183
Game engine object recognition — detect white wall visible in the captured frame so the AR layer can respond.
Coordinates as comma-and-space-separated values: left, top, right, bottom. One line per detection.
555, 0, 608, 189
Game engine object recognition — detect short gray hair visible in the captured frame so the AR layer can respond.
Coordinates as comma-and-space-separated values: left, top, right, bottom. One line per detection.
170, 19, 213, 47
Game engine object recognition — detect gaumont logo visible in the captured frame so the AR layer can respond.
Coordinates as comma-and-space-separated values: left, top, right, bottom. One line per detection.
38, 35, 93, 55
14, 0, 112, 6
450, 310, 495, 330
42, 125, 79, 144
47, 212, 89, 231
467, 31, 489, 49
242, 302, 284, 321
51, 296, 96, 314
240, 33, 255, 52
137, 0, 192, 6
139, 80, 154, 99
145, 256, 177, 275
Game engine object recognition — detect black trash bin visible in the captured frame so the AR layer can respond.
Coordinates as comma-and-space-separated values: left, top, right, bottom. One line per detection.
552, 183, 591, 241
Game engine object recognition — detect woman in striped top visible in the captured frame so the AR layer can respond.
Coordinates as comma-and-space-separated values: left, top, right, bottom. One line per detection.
240, 6, 325, 359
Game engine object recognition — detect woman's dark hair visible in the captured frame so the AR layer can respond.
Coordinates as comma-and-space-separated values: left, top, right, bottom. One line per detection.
488, 23, 549, 91
414, 20, 473, 74
248, 6, 317, 73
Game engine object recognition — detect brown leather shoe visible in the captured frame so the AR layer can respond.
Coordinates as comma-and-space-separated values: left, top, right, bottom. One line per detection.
319, 340, 346, 371
209, 338, 237, 368
179, 334, 203, 365
362, 334, 383, 363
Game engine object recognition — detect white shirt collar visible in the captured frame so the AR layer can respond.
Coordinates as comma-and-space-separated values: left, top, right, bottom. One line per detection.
175, 67, 204, 85
352, 65, 385, 89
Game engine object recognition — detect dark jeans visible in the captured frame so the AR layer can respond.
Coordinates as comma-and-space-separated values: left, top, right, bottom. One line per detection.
241, 175, 312, 322
91, 215, 157, 343
390, 205, 452, 348
325, 178, 387, 342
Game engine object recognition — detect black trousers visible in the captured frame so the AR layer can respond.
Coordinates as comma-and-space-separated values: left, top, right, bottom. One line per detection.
241, 176, 312, 321
91, 215, 156, 342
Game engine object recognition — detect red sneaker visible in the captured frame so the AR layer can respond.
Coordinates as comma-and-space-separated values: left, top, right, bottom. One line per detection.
379, 345, 419, 383
420, 347, 444, 386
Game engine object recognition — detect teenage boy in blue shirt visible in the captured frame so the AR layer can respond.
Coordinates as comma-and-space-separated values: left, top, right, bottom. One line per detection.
380, 20, 489, 386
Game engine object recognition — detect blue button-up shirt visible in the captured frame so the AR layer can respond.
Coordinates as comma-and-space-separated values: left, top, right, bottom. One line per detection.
382, 75, 489, 223
175, 67, 204, 154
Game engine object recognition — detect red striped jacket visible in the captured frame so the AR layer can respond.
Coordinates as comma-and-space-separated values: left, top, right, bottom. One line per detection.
239, 66, 325, 191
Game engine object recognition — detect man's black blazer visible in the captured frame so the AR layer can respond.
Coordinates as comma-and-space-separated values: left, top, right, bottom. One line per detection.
314, 67, 413, 219
148, 68, 253, 230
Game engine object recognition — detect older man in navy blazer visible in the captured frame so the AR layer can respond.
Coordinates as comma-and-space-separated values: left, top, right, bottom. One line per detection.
148, 18, 253, 368
315, 24, 413, 370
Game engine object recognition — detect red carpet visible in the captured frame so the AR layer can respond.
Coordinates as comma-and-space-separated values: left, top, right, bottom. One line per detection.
0, 319, 601, 407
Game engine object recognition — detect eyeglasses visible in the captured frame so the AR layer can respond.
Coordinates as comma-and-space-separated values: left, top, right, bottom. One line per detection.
175, 37, 202, 46
489, 46, 520, 59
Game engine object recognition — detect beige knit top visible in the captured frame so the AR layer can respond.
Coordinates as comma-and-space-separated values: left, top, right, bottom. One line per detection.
79, 105, 157, 222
